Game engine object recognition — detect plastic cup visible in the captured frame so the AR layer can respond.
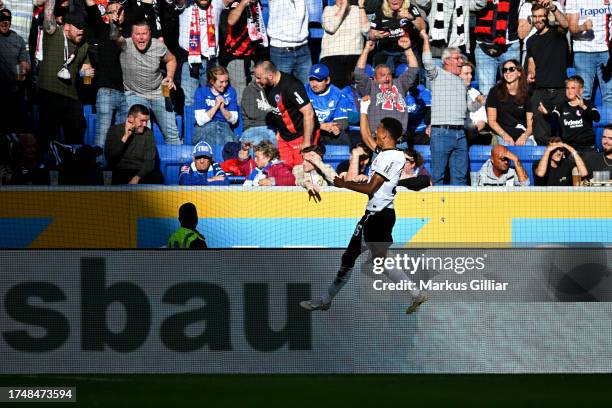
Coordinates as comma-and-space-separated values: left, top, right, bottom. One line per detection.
571, 168, 581, 186
103, 171, 113, 186
470, 172, 479, 187
83, 69, 92, 85
161, 84, 170, 97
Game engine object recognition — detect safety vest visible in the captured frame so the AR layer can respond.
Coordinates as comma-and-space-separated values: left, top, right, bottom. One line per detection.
167, 227, 206, 249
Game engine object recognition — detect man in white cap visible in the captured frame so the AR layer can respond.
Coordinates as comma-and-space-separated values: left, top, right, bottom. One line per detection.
178, 141, 228, 185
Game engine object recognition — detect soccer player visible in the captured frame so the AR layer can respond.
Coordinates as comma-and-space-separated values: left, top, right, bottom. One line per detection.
300, 97, 428, 314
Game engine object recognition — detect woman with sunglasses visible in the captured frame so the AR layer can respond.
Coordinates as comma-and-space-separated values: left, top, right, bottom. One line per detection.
398, 148, 431, 190
485, 59, 536, 146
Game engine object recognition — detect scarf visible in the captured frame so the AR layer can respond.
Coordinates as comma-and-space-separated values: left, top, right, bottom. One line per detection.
474, 0, 512, 45
245, 159, 276, 186
246, 1, 268, 47
431, 0, 465, 48
188, 3, 216, 65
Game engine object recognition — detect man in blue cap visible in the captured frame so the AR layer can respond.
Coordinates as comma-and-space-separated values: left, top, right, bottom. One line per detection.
305, 63, 353, 146
178, 141, 229, 185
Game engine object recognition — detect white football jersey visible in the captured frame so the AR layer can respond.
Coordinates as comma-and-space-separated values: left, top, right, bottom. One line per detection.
366, 149, 406, 212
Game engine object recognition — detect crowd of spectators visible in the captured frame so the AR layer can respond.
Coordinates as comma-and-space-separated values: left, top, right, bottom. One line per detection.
0, 0, 610, 187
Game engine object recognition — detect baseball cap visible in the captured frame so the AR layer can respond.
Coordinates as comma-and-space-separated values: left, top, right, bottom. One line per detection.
64, 11, 87, 30
0, 9, 12, 22
309, 64, 330, 81
192, 141, 213, 159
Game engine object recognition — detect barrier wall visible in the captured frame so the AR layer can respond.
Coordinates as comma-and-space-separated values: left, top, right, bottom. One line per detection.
0, 187, 611, 248
1, 250, 611, 374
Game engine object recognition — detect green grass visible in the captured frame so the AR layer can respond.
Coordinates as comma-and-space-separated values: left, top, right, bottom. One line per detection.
1, 374, 611, 407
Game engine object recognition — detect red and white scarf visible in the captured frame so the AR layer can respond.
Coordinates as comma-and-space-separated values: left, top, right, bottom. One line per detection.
188, 3, 217, 65
246, 1, 268, 47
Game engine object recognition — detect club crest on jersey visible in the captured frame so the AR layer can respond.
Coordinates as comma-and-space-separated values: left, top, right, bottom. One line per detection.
376, 85, 406, 112
576, 110, 582, 117
275, 94, 281, 103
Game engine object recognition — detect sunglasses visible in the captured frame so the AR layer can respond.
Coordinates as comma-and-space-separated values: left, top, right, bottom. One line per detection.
405, 157, 415, 163
502, 66, 517, 73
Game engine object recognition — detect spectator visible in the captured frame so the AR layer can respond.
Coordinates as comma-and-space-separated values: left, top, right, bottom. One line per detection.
460, 61, 488, 144
167, 202, 207, 248
267, 0, 311, 85
306, 63, 353, 146
104, 104, 164, 184
477, 145, 530, 186
526, 2, 569, 144
336, 142, 372, 182
293, 145, 336, 200
193, 65, 238, 145
0, 8, 30, 134
582, 124, 612, 178
239, 79, 277, 145
117, 20, 180, 144
84, 0, 128, 148
486, 59, 535, 146
566, 0, 611, 110
533, 137, 588, 186
369, 0, 427, 74
398, 147, 431, 190
237, 140, 296, 186
319, 0, 370, 89
473, 0, 522, 97
1, 1, 34, 46
171, 0, 225, 107
38, 8, 92, 144
394, 63, 431, 144
537, 76, 601, 152
222, 0, 268, 104
421, 29, 469, 185
518, 0, 565, 65
178, 140, 229, 185
7, 132, 50, 185
422, 0, 487, 60
354, 38, 419, 135
254, 60, 319, 167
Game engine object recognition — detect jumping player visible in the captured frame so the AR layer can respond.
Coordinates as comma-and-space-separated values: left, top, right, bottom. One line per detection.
300, 97, 428, 314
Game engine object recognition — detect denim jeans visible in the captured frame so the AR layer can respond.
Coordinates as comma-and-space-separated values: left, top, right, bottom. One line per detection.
125, 90, 181, 144
193, 120, 236, 146
496, 135, 537, 146
95, 88, 127, 148
240, 126, 277, 146
270, 45, 312, 85
180, 58, 215, 106
430, 126, 468, 185
574, 51, 612, 106
475, 41, 520, 96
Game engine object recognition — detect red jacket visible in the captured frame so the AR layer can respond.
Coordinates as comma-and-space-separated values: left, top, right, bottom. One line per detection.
238, 158, 296, 186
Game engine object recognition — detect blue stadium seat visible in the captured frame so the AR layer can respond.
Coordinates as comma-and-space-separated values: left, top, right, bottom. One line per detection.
323, 144, 350, 168
157, 145, 194, 185
184, 105, 195, 145
212, 144, 225, 163
84, 106, 96, 146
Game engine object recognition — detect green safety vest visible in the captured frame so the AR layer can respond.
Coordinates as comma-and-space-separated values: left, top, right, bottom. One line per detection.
167, 227, 206, 249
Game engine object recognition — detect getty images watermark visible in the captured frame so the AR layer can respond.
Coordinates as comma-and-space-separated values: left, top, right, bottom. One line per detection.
371, 253, 509, 292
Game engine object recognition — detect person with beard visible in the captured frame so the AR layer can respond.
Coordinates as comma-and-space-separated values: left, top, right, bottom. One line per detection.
0, 8, 30, 134
39, 5, 92, 144
253, 60, 318, 167
117, 19, 180, 144
583, 125, 612, 180
84, 0, 128, 148
526, 2, 569, 144
104, 103, 164, 184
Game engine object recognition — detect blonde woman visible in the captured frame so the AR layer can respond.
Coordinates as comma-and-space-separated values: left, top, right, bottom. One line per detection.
320, 0, 370, 88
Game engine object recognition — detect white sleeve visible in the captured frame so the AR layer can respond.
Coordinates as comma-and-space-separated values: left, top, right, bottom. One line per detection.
564, 0, 577, 14
518, 2, 531, 20
373, 153, 401, 181
228, 110, 239, 125
195, 109, 211, 126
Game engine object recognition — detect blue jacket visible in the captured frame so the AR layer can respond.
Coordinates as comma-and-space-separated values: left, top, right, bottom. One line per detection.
178, 161, 229, 186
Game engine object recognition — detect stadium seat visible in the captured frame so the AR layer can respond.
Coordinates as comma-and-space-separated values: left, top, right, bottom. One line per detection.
184, 105, 195, 145
157, 145, 194, 185
212, 144, 225, 163
83, 106, 96, 146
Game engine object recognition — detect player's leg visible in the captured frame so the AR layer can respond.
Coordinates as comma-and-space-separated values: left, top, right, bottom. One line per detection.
364, 208, 428, 314
300, 214, 368, 311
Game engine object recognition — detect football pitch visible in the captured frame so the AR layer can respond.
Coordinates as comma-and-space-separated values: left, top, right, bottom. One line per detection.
1, 374, 611, 407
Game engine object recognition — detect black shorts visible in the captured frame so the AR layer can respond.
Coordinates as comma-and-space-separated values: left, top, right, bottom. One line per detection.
359, 207, 396, 244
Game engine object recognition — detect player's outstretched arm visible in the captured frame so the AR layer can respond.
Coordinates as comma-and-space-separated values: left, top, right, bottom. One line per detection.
359, 97, 377, 151
334, 172, 385, 196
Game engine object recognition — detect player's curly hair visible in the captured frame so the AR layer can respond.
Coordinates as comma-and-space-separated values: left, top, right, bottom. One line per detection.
380, 117, 403, 141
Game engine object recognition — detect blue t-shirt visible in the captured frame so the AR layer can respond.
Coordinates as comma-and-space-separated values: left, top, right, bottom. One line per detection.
194, 85, 239, 123
178, 161, 229, 186
405, 85, 431, 133
306, 84, 353, 124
